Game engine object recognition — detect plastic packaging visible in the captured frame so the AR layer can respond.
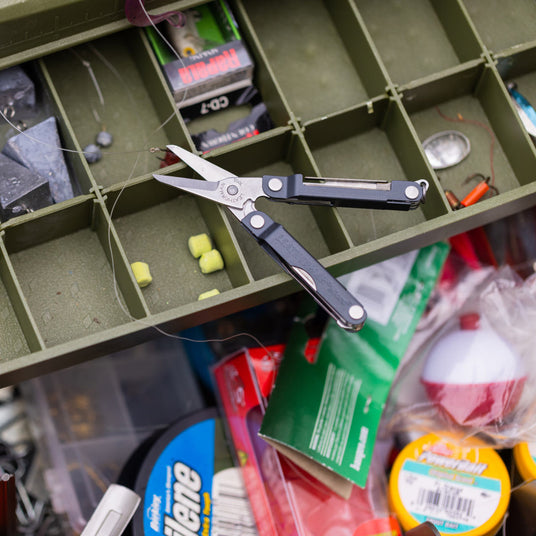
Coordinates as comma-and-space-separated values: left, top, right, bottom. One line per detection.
384, 265, 536, 447
22, 337, 205, 533
213, 346, 402, 536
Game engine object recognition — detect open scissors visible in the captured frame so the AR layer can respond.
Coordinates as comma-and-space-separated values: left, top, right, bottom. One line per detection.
154, 145, 428, 332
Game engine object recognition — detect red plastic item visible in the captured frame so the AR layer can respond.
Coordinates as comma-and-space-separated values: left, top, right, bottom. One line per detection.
421, 313, 526, 426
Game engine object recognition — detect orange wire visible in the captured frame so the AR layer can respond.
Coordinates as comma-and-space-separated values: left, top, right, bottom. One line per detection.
435, 107, 496, 186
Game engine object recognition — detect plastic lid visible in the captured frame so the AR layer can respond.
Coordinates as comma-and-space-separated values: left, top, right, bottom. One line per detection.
388, 434, 510, 535
513, 442, 536, 482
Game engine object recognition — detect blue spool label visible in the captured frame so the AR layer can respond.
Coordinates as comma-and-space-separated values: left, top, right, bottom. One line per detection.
140, 416, 257, 536
143, 419, 216, 536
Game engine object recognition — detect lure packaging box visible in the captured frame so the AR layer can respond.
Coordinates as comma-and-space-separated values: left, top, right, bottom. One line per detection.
213, 345, 288, 536
146, 0, 254, 110
213, 345, 403, 536
259, 243, 449, 493
188, 86, 273, 153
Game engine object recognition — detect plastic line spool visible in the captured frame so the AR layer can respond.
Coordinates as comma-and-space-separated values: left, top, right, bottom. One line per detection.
118, 408, 256, 536
389, 434, 510, 536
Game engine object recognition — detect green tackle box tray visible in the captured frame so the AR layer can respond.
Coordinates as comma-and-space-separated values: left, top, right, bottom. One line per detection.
2, 0, 536, 386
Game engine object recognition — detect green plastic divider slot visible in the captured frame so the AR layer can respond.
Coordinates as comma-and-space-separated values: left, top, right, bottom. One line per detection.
404, 64, 536, 207
353, 0, 483, 86
41, 29, 190, 189
107, 174, 251, 313
3, 198, 145, 347
305, 98, 446, 246
0, 235, 38, 361
462, 0, 536, 54
237, 0, 386, 123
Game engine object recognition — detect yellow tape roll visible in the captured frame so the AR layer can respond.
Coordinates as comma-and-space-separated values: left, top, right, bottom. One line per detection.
513, 442, 536, 483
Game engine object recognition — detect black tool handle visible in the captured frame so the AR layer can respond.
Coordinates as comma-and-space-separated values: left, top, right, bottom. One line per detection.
262, 174, 426, 210
242, 210, 367, 331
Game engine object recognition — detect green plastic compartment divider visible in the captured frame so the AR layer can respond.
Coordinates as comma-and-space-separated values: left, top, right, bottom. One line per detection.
325, 0, 391, 99
0, 232, 44, 354
91, 195, 151, 320
352, 0, 483, 87
235, 0, 386, 124
103, 168, 255, 292
2, 196, 148, 335
135, 28, 198, 152
475, 64, 536, 187
460, 0, 536, 56
227, 0, 295, 128
36, 58, 99, 196
303, 97, 448, 248
2, 0, 536, 388
430, 0, 488, 64
0, 0, 195, 69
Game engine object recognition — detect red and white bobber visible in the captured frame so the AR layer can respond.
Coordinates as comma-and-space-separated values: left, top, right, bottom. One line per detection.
420, 312, 526, 427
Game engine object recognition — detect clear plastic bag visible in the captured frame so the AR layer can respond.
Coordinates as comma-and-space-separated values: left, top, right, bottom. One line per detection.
383, 265, 536, 447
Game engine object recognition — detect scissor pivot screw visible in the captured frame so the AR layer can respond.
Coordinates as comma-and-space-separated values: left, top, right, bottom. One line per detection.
268, 178, 283, 192
250, 214, 266, 229
227, 185, 239, 196
405, 185, 420, 200
349, 305, 365, 320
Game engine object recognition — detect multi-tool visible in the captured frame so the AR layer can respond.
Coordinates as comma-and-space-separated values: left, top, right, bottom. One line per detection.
154, 145, 428, 332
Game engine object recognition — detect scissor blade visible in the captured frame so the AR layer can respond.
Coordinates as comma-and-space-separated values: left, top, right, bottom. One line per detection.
153, 174, 222, 202
167, 145, 234, 182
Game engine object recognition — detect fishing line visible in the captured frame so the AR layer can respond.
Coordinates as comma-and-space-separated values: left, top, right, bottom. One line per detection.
103, 0, 276, 353
70, 48, 105, 107
0, 0, 277, 355
0, 107, 163, 158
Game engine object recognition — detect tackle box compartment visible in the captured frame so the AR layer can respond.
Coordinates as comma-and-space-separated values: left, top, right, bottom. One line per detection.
2, 0, 536, 385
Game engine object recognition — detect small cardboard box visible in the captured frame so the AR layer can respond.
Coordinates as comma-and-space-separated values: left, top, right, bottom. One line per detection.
146, 0, 254, 110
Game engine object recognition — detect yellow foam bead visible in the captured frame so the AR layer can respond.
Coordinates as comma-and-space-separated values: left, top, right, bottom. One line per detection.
198, 289, 220, 300
131, 261, 152, 288
199, 249, 224, 274
188, 233, 212, 258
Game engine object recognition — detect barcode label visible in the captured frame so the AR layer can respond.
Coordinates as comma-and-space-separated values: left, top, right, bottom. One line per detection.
417, 487, 475, 518
212, 467, 258, 536
399, 460, 502, 531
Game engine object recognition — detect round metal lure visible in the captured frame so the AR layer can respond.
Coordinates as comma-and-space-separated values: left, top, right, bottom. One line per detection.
422, 130, 471, 170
